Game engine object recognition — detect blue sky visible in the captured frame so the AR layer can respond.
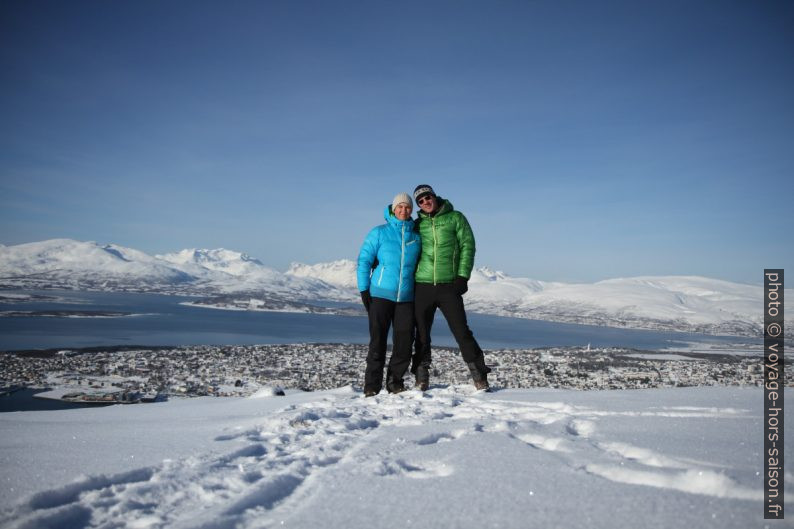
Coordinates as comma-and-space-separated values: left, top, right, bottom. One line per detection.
1, 0, 792, 284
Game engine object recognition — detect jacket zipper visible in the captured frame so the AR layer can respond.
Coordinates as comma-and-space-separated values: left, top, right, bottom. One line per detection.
397, 223, 405, 301
432, 217, 437, 285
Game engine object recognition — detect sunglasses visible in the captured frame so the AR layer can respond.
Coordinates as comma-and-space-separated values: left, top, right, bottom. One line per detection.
417, 195, 434, 205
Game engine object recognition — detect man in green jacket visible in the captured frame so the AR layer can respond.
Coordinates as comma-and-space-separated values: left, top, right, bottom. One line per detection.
411, 184, 491, 391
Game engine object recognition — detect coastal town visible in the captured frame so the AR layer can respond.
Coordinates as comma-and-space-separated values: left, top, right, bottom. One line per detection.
0, 342, 775, 403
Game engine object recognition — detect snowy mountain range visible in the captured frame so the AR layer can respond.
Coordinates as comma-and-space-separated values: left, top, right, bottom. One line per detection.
1, 239, 789, 338
281, 258, 786, 338
0, 239, 354, 302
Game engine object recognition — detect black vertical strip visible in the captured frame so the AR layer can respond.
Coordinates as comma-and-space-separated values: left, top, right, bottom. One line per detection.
764, 269, 784, 519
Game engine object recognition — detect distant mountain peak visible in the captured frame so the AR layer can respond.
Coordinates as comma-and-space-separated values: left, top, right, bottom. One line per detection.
475, 266, 510, 281
0, 238, 192, 284
156, 248, 273, 280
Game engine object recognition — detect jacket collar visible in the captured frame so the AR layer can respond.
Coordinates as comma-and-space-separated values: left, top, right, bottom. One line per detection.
418, 196, 452, 219
383, 205, 414, 229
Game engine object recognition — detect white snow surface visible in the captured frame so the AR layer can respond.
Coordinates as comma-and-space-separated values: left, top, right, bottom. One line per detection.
0, 386, 782, 528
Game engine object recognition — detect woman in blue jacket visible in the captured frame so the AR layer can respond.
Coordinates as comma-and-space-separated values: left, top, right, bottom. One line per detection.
357, 192, 421, 396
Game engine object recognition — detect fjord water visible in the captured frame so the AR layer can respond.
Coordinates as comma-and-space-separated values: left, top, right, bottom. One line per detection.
0, 290, 755, 352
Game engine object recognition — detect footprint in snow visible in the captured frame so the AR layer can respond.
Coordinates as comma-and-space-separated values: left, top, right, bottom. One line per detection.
374, 459, 454, 479
415, 428, 469, 446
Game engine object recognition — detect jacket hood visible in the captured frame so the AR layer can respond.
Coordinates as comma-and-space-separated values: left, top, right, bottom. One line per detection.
383, 204, 415, 229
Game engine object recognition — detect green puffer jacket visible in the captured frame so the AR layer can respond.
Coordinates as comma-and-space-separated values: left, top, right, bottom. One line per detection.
414, 198, 476, 284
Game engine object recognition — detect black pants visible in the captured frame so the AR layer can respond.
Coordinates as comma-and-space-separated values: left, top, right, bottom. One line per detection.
412, 282, 489, 375
365, 297, 415, 392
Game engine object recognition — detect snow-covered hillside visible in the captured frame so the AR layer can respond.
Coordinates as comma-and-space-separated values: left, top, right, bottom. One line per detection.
0, 239, 193, 288
156, 247, 355, 300
157, 248, 280, 281
0, 239, 353, 301
0, 385, 782, 528
286, 259, 357, 289
465, 270, 774, 337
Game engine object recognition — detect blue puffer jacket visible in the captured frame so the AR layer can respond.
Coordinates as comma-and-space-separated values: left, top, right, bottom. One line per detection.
357, 205, 422, 302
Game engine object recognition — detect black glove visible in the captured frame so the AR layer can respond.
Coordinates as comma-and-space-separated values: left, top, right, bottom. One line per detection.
360, 290, 372, 312
454, 276, 469, 296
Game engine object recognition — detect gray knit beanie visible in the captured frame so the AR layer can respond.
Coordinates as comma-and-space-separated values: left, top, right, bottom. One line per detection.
413, 184, 435, 202
392, 192, 413, 212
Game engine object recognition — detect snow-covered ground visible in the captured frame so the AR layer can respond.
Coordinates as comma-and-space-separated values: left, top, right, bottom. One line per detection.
0, 386, 785, 528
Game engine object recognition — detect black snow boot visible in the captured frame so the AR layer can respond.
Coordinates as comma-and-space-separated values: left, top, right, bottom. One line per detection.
386, 378, 406, 394
467, 362, 491, 391
415, 364, 430, 391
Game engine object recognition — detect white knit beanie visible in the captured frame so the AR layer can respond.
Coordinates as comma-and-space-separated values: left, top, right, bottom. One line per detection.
392, 192, 413, 212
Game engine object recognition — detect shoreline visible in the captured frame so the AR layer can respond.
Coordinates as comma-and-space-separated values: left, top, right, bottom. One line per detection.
3, 286, 786, 341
